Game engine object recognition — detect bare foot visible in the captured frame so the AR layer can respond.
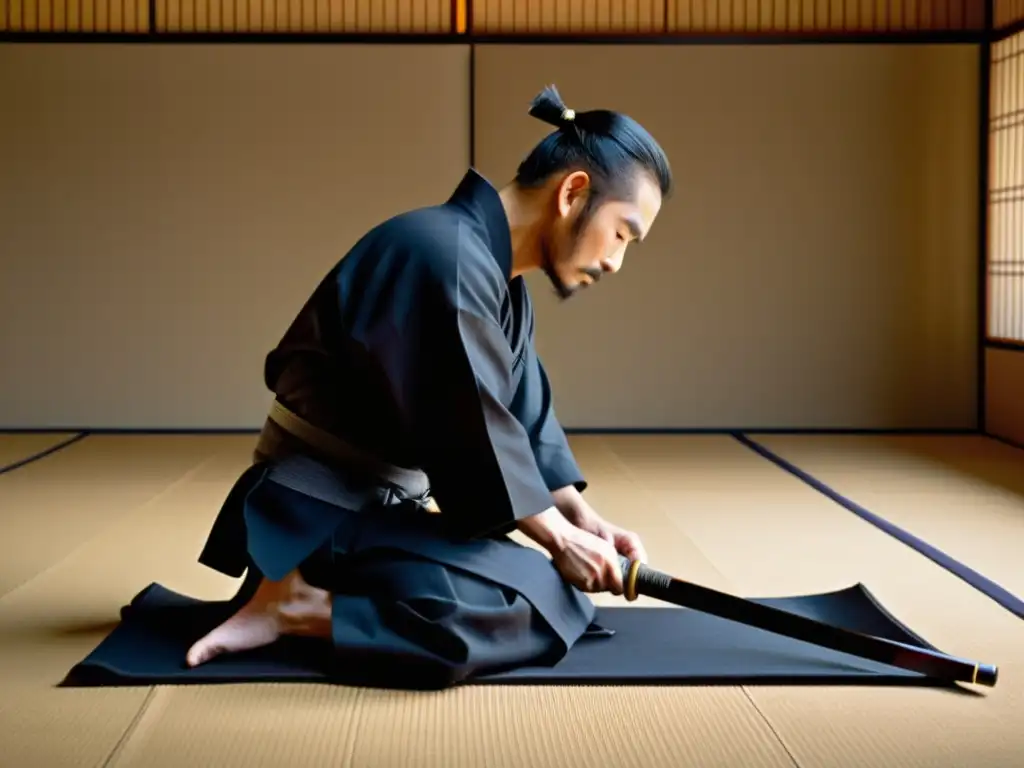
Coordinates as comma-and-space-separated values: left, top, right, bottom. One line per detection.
185, 569, 332, 668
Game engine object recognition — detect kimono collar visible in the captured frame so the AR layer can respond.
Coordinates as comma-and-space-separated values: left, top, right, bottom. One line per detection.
446, 169, 514, 279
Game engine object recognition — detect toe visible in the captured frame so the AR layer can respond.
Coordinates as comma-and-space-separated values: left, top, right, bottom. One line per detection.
185, 636, 221, 667
183, 608, 283, 669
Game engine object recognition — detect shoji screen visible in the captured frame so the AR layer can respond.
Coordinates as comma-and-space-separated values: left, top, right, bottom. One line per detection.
466, 0, 985, 34
987, 28, 1024, 446
989, 31, 1024, 344
995, 0, 1024, 31
0, 0, 452, 31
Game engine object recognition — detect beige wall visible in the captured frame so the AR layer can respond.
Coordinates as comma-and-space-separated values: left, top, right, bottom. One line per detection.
900, 44, 982, 428
0, 42, 979, 430
475, 43, 979, 429
0, 43, 471, 429
987, 348, 1024, 446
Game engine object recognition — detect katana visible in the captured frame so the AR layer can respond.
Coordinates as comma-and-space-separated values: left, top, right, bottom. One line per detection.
619, 557, 998, 688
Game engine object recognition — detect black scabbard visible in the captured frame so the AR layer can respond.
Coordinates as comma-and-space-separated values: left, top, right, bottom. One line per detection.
618, 557, 998, 688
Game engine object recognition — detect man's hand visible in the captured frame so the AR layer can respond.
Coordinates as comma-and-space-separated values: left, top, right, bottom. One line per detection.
551, 486, 648, 564
550, 524, 626, 595
516, 507, 625, 594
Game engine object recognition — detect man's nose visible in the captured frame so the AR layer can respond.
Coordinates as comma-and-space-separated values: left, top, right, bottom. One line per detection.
601, 253, 624, 273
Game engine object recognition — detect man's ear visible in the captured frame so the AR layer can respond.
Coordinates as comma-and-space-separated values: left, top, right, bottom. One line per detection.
556, 171, 591, 218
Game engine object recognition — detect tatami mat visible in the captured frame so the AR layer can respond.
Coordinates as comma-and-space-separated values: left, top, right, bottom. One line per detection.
0, 434, 237, 598
0, 432, 81, 472
604, 434, 1024, 767
747, 433, 1024, 597
0, 433, 1021, 767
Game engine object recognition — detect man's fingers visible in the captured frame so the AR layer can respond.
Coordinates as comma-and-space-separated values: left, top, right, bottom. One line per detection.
592, 534, 624, 595
616, 531, 648, 563
631, 542, 649, 563
604, 563, 624, 595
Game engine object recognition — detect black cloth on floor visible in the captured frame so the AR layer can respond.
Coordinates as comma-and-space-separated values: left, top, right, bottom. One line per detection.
66, 446, 953, 691
63, 576, 949, 689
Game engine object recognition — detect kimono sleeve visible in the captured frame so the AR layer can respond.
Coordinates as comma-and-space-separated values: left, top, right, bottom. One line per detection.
347, 243, 558, 540
508, 342, 586, 494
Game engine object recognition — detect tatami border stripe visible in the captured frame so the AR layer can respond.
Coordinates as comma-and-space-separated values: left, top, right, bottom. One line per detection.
0, 433, 90, 476
734, 432, 1024, 622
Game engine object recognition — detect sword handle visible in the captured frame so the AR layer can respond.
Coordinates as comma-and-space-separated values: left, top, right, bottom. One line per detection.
619, 555, 668, 601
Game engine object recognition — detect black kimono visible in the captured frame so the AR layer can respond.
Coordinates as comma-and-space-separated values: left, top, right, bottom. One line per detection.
197, 170, 599, 688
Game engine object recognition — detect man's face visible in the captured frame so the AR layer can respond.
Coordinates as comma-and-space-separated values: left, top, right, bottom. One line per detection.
540, 170, 662, 300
